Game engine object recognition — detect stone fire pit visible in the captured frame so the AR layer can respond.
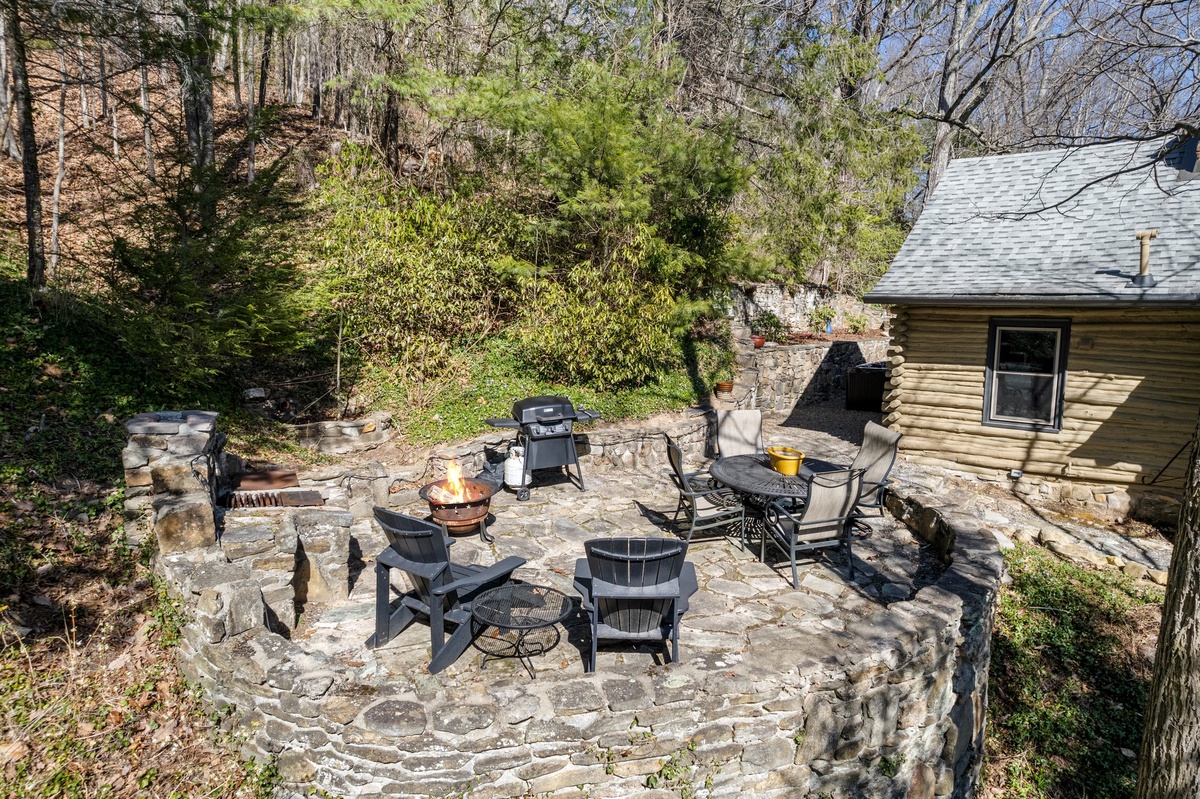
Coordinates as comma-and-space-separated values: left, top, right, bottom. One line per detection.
419, 474, 498, 541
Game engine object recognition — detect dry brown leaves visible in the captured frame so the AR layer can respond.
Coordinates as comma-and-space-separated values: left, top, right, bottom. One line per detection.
0, 484, 265, 799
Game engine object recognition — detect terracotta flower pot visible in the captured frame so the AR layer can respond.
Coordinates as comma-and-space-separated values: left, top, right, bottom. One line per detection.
714, 380, 734, 395
750, 335, 766, 349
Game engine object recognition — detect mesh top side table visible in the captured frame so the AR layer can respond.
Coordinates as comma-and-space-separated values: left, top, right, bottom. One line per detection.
472, 583, 573, 678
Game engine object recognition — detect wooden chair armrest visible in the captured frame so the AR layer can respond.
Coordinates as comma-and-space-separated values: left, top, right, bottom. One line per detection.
432, 556, 526, 596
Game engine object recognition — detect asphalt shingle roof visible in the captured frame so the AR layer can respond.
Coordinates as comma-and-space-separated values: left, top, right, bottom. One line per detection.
865, 137, 1200, 306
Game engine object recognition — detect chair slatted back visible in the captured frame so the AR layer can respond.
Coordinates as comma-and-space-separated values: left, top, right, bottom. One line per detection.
665, 435, 687, 492
716, 409, 763, 458
851, 421, 902, 492
585, 538, 685, 634
795, 469, 863, 540
373, 508, 453, 606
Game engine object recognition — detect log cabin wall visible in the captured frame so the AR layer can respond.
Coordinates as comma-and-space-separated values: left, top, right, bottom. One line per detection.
884, 306, 1200, 522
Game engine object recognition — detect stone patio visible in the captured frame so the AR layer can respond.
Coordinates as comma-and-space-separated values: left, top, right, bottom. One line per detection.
299, 395, 1176, 688
294, 452, 933, 683
122, 396, 1181, 798
129, 403, 1013, 798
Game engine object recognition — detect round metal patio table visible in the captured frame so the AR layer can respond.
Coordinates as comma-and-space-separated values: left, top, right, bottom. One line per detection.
709, 453, 840, 501
472, 584, 573, 679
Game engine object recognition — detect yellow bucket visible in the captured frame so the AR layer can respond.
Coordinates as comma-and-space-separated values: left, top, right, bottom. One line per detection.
767, 446, 804, 476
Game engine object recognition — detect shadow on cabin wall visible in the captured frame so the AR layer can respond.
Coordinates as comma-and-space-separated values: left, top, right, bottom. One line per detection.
1064, 364, 1198, 527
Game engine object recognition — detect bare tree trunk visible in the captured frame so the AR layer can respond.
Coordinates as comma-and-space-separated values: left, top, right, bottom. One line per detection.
178, 0, 216, 175
50, 48, 66, 280
216, 28, 229, 73
2, 0, 46, 289
97, 42, 109, 118
258, 24, 272, 110
246, 30, 256, 182
927, 0, 968, 197
176, 0, 216, 227
284, 35, 296, 104
77, 36, 91, 128
1136, 409, 1200, 797
139, 63, 154, 179
928, 121, 955, 197
0, 14, 18, 159
310, 30, 321, 120
231, 14, 243, 108
0, 95, 13, 158
311, 70, 321, 119
284, 34, 294, 104
332, 32, 343, 127
296, 35, 306, 107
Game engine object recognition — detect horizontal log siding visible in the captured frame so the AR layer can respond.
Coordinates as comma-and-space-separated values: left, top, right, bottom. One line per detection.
885, 306, 1200, 487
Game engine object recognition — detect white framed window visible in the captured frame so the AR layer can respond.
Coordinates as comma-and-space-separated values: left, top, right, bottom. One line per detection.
983, 318, 1070, 431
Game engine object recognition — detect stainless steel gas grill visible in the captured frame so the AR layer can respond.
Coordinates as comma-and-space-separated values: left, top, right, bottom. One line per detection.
487, 396, 600, 501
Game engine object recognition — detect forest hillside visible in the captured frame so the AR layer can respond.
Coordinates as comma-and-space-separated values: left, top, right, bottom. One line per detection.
2, 0, 1195, 482
0, 1, 1196, 797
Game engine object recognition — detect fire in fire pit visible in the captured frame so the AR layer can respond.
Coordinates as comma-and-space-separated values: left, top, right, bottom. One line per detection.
419, 460, 498, 542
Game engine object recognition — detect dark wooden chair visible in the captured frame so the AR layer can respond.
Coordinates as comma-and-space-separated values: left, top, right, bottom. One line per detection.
761, 469, 863, 588
572, 537, 698, 672
665, 434, 745, 547
851, 421, 903, 515
369, 508, 526, 673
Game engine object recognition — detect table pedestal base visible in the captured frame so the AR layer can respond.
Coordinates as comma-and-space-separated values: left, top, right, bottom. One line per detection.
477, 628, 543, 678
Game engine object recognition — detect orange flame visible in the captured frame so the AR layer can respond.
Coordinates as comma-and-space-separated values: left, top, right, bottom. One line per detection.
444, 459, 465, 502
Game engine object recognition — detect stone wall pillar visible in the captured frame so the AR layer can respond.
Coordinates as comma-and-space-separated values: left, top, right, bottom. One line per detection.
123, 411, 220, 553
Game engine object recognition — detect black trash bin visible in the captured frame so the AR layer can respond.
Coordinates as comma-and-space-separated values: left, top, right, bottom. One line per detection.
846, 361, 887, 412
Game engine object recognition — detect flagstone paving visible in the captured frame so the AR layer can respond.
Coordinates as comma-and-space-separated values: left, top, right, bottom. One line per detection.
288, 399, 1173, 685
291, 411, 934, 683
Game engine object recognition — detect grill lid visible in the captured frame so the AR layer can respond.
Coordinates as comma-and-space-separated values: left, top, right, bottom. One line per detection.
512, 395, 576, 424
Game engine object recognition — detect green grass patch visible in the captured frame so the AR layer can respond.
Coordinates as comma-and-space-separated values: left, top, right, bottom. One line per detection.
359, 335, 719, 443
985, 544, 1163, 798
0, 267, 163, 487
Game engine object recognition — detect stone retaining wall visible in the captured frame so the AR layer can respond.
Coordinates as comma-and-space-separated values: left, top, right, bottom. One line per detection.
731, 285, 887, 335
316, 413, 713, 497
127, 413, 1002, 799
742, 339, 889, 412
293, 411, 394, 455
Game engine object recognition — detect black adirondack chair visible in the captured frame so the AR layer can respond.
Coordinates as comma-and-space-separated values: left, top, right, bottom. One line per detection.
369, 508, 526, 673
572, 537, 698, 672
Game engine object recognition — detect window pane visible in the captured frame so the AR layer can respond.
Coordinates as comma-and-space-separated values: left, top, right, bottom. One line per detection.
997, 330, 1057, 373
994, 373, 1055, 422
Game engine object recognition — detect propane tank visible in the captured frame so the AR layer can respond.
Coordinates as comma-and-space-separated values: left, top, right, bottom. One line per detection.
504, 446, 528, 488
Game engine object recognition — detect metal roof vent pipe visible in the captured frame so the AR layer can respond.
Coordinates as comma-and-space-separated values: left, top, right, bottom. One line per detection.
1129, 229, 1159, 288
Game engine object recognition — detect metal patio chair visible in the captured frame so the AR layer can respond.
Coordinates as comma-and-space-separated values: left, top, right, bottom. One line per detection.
665, 434, 745, 547
369, 508, 526, 673
850, 421, 903, 515
761, 469, 863, 588
572, 537, 698, 672
716, 409, 764, 458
